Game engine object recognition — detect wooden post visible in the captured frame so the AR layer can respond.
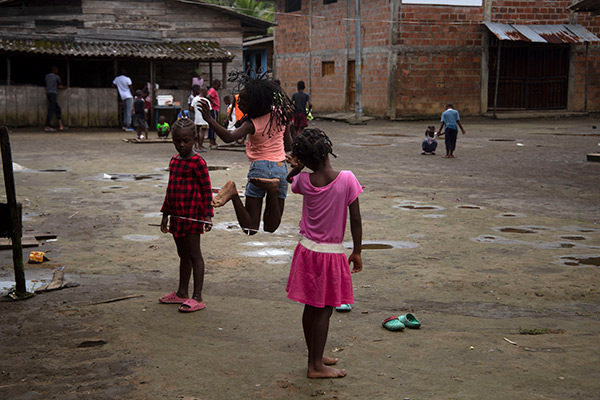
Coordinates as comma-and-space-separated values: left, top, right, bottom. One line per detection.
209, 62, 213, 87
0, 126, 28, 297
585, 41, 589, 113
493, 40, 502, 119
150, 60, 156, 127
221, 61, 227, 89
6, 55, 10, 87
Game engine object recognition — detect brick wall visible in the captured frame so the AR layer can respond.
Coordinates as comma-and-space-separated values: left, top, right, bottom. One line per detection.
396, 4, 482, 116
274, 0, 600, 117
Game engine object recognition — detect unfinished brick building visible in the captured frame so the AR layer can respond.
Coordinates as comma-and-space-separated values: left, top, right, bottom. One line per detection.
273, 0, 600, 118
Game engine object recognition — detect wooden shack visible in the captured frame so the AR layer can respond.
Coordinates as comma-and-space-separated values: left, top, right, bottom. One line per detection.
0, 0, 272, 127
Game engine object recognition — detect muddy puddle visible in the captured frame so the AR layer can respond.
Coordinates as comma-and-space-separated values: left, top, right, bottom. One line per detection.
102, 173, 166, 182
344, 240, 419, 250
492, 226, 551, 234
393, 200, 445, 211
472, 234, 598, 250
556, 255, 600, 267
13, 163, 70, 173
489, 139, 515, 142
370, 133, 410, 137
456, 205, 483, 210
495, 213, 527, 218
122, 234, 159, 242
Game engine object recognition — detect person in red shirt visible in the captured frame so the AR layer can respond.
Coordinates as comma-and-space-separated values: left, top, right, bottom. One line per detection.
206, 79, 221, 149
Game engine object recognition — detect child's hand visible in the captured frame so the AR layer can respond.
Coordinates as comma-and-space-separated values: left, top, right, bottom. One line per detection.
198, 99, 211, 120
160, 214, 169, 233
203, 216, 212, 232
348, 252, 362, 273
286, 153, 303, 170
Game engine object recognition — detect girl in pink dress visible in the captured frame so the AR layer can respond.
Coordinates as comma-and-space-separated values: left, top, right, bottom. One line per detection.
285, 128, 363, 379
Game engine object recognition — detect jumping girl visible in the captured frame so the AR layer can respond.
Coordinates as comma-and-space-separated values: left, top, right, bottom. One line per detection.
285, 128, 363, 378
159, 118, 213, 312
198, 74, 292, 234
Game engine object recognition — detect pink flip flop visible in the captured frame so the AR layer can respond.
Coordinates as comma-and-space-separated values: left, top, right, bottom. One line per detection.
178, 299, 206, 313
159, 292, 188, 304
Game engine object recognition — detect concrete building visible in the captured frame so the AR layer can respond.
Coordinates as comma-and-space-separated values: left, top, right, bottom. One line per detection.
273, 0, 600, 118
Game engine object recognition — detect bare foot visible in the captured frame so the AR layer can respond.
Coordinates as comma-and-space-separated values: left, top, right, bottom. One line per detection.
249, 177, 279, 193
212, 180, 237, 207
323, 356, 339, 365
307, 365, 346, 379
442, 155, 451, 158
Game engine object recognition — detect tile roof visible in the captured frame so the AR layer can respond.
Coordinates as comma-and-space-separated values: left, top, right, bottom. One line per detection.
0, 38, 234, 61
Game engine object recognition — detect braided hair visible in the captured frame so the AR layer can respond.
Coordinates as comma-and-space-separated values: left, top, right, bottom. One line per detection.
291, 128, 336, 169
171, 117, 195, 137
228, 70, 292, 137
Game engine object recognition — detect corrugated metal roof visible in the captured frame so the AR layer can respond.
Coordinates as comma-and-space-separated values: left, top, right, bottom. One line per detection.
0, 38, 234, 61
570, 0, 600, 14
483, 22, 600, 43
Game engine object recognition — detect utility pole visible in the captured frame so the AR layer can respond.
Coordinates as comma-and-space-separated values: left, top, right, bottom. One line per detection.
354, 0, 363, 121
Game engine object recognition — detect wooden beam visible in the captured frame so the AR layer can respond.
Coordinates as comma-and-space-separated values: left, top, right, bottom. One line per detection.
0, 126, 27, 296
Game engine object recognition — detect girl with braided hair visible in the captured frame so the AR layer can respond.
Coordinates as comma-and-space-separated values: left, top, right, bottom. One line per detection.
159, 118, 213, 312
198, 74, 292, 234
285, 128, 363, 378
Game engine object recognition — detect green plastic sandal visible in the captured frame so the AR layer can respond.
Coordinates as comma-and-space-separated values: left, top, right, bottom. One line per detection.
382, 316, 405, 331
398, 313, 421, 329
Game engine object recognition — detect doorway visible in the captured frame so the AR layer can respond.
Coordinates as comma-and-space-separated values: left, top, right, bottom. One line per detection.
488, 40, 569, 110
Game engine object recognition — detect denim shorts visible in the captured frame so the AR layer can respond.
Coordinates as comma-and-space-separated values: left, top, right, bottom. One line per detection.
246, 160, 288, 199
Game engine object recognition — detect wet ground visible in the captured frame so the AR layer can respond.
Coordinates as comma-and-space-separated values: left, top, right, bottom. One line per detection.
1, 116, 599, 399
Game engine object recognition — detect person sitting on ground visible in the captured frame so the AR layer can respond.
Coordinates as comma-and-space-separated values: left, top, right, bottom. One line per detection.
157, 115, 171, 139
422, 125, 438, 155
198, 74, 292, 234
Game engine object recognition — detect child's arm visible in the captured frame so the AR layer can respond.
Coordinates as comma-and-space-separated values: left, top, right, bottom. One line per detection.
160, 213, 169, 233
285, 154, 304, 183
437, 122, 445, 136
198, 99, 252, 142
457, 120, 466, 134
195, 160, 214, 232
283, 124, 292, 152
348, 198, 362, 273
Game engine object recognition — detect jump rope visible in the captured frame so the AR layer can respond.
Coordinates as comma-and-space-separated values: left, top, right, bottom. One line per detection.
149, 215, 260, 235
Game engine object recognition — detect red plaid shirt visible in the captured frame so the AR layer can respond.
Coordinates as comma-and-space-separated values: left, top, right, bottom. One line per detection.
161, 153, 213, 235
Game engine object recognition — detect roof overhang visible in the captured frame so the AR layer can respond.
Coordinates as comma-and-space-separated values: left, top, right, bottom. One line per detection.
0, 38, 234, 62
483, 22, 600, 43
570, 0, 600, 15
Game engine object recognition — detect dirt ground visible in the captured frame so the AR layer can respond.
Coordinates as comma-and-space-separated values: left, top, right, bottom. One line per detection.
1, 116, 599, 400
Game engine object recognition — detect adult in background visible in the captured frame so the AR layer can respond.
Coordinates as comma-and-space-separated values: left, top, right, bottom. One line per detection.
44, 66, 65, 132
113, 69, 134, 131
206, 79, 221, 149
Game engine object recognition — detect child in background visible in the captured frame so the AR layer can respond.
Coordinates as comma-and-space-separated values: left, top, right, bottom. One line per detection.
421, 125, 437, 155
285, 128, 363, 379
199, 74, 292, 234
132, 90, 148, 140
190, 85, 211, 152
159, 118, 213, 312
157, 115, 171, 138
223, 95, 237, 130
291, 80, 312, 138
207, 79, 221, 149
438, 103, 466, 158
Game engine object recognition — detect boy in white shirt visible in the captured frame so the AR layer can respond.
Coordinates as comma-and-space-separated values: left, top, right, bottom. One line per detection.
190, 85, 211, 152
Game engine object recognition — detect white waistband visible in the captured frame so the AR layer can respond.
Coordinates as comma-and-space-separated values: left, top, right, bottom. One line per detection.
299, 236, 346, 254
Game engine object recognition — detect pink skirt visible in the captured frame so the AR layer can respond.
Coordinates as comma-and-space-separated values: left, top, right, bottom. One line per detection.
286, 242, 354, 308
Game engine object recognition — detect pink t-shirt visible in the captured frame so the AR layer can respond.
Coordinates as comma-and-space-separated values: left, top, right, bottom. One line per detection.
292, 170, 362, 244
246, 114, 286, 162
207, 87, 220, 110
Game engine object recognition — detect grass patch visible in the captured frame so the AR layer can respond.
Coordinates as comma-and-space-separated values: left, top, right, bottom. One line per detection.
518, 327, 565, 335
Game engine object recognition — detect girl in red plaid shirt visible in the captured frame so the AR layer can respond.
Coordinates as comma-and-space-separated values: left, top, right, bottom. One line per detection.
159, 118, 213, 312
